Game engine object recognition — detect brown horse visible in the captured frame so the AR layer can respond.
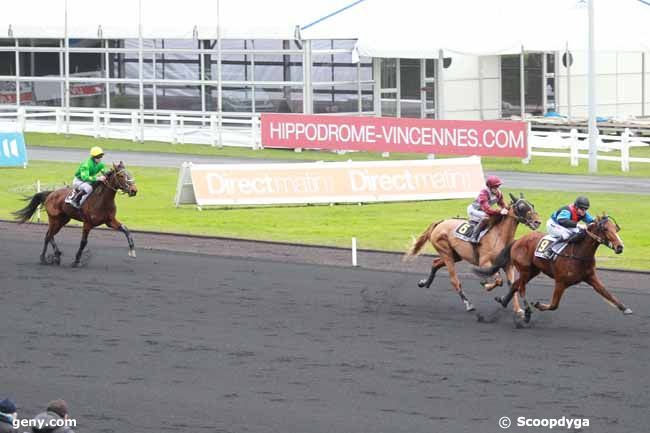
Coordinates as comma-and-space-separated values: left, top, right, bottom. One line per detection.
404, 193, 541, 312
13, 162, 138, 267
474, 214, 632, 323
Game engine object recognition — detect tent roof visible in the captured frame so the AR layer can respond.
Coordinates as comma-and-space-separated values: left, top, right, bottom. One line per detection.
3, 0, 650, 56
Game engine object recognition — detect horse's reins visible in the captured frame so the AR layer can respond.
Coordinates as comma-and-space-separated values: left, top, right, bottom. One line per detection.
101, 169, 134, 194
552, 219, 620, 261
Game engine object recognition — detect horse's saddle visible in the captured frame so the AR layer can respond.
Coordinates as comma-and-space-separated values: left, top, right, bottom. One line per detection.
453, 221, 489, 243
534, 235, 569, 261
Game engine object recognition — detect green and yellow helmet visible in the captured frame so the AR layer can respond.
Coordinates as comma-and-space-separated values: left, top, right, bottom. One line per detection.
90, 146, 104, 158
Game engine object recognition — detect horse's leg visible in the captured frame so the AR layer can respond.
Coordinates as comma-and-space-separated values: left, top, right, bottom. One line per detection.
418, 257, 446, 288
533, 280, 568, 312
48, 216, 69, 265
442, 257, 475, 312
505, 263, 523, 314
107, 218, 136, 258
72, 223, 92, 267
40, 218, 58, 264
584, 273, 633, 315
478, 254, 503, 291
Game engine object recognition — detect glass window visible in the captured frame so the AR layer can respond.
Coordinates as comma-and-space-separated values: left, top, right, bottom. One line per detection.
156, 84, 201, 111
0, 81, 33, 105
254, 54, 302, 82
313, 84, 358, 114
380, 58, 396, 89
109, 83, 153, 110
19, 52, 60, 77
30, 80, 63, 106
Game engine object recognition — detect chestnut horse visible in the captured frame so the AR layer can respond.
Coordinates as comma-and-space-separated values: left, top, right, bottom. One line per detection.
473, 214, 632, 323
404, 193, 541, 312
13, 162, 138, 267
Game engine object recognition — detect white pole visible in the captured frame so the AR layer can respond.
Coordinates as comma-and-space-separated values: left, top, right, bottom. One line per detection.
520, 45, 525, 120
138, 0, 144, 143
216, 0, 223, 147
437, 50, 444, 120
351, 237, 358, 267
587, 0, 598, 173
64, 0, 70, 136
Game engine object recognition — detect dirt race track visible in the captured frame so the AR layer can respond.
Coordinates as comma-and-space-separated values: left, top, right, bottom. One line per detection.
1, 221, 649, 433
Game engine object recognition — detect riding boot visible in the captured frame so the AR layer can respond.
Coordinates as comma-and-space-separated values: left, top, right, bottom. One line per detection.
565, 230, 586, 244
72, 190, 87, 209
470, 219, 489, 244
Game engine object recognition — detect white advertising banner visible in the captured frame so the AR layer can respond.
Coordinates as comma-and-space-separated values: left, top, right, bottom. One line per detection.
180, 157, 485, 206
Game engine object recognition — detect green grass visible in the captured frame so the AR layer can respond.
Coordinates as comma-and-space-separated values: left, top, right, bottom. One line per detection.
25, 132, 650, 176
2, 161, 649, 270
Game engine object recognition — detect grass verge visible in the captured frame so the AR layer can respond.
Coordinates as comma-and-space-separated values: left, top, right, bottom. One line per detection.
2, 161, 648, 270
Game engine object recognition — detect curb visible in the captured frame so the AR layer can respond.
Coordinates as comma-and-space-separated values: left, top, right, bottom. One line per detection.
2, 219, 649, 276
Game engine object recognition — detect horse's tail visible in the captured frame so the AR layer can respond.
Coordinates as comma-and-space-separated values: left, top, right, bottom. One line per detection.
403, 220, 442, 261
472, 241, 514, 276
13, 191, 52, 223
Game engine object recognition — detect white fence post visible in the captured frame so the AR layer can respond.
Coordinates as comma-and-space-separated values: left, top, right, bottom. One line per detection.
17, 107, 25, 132
92, 110, 100, 138
55, 108, 63, 134
251, 115, 258, 150
522, 122, 532, 164
210, 114, 217, 147
103, 111, 110, 138
180, 116, 185, 144
569, 128, 579, 167
621, 128, 630, 172
131, 111, 138, 142
217, 112, 223, 148
171, 113, 178, 144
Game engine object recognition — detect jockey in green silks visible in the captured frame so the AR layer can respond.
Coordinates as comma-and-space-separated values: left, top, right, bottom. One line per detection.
70, 146, 107, 209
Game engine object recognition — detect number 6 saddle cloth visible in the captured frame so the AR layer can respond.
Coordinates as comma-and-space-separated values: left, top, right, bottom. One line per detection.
453, 221, 489, 243
534, 235, 570, 261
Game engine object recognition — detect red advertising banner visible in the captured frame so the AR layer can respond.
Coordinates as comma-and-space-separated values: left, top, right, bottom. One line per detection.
261, 113, 527, 157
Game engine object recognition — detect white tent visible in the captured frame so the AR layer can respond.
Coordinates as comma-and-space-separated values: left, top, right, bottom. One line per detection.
298, 0, 650, 57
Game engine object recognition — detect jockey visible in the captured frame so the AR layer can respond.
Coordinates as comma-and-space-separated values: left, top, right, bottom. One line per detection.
70, 146, 107, 209
547, 196, 595, 244
466, 175, 509, 244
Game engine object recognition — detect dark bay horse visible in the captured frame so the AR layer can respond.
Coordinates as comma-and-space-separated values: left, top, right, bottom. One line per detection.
13, 162, 138, 266
474, 214, 632, 323
404, 193, 541, 313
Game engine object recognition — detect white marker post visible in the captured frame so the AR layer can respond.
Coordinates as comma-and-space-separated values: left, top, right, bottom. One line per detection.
36, 179, 41, 223
351, 237, 358, 267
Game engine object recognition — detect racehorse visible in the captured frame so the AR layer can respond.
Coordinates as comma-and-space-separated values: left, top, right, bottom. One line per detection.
13, 162, 138, 267
404, 193, 541, 312
473, 213, 632, 323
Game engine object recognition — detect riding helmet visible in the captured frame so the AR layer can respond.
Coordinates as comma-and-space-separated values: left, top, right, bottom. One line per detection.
90, 146, 104, 158
574, 196, 590, 209
485, 175, 503, 188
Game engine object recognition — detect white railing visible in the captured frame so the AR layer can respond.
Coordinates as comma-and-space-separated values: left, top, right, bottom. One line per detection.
0, 107, 262, 150
525, 127, 650, 172
2, 109, 650, 171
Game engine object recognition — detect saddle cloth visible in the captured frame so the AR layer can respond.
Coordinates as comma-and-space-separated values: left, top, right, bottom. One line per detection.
453, 221, 489, 243
534, 235, 569, 261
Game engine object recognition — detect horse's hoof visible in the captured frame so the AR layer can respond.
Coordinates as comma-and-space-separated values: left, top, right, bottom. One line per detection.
524, 309, 532, 323
465, 302, 476, 312
533, 301, 543, 310
128, 249, 137, 258
71, 262, 79, 268
417, 280, 427, 288
622, 307, 633, 315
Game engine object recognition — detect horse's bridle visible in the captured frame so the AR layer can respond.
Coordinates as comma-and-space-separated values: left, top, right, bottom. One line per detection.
583, 217, 620, 250
102, 168, 134, 194
509, 199, 538, 229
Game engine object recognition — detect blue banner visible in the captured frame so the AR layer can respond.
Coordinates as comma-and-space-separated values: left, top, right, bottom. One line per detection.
0, 132, 28, 167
